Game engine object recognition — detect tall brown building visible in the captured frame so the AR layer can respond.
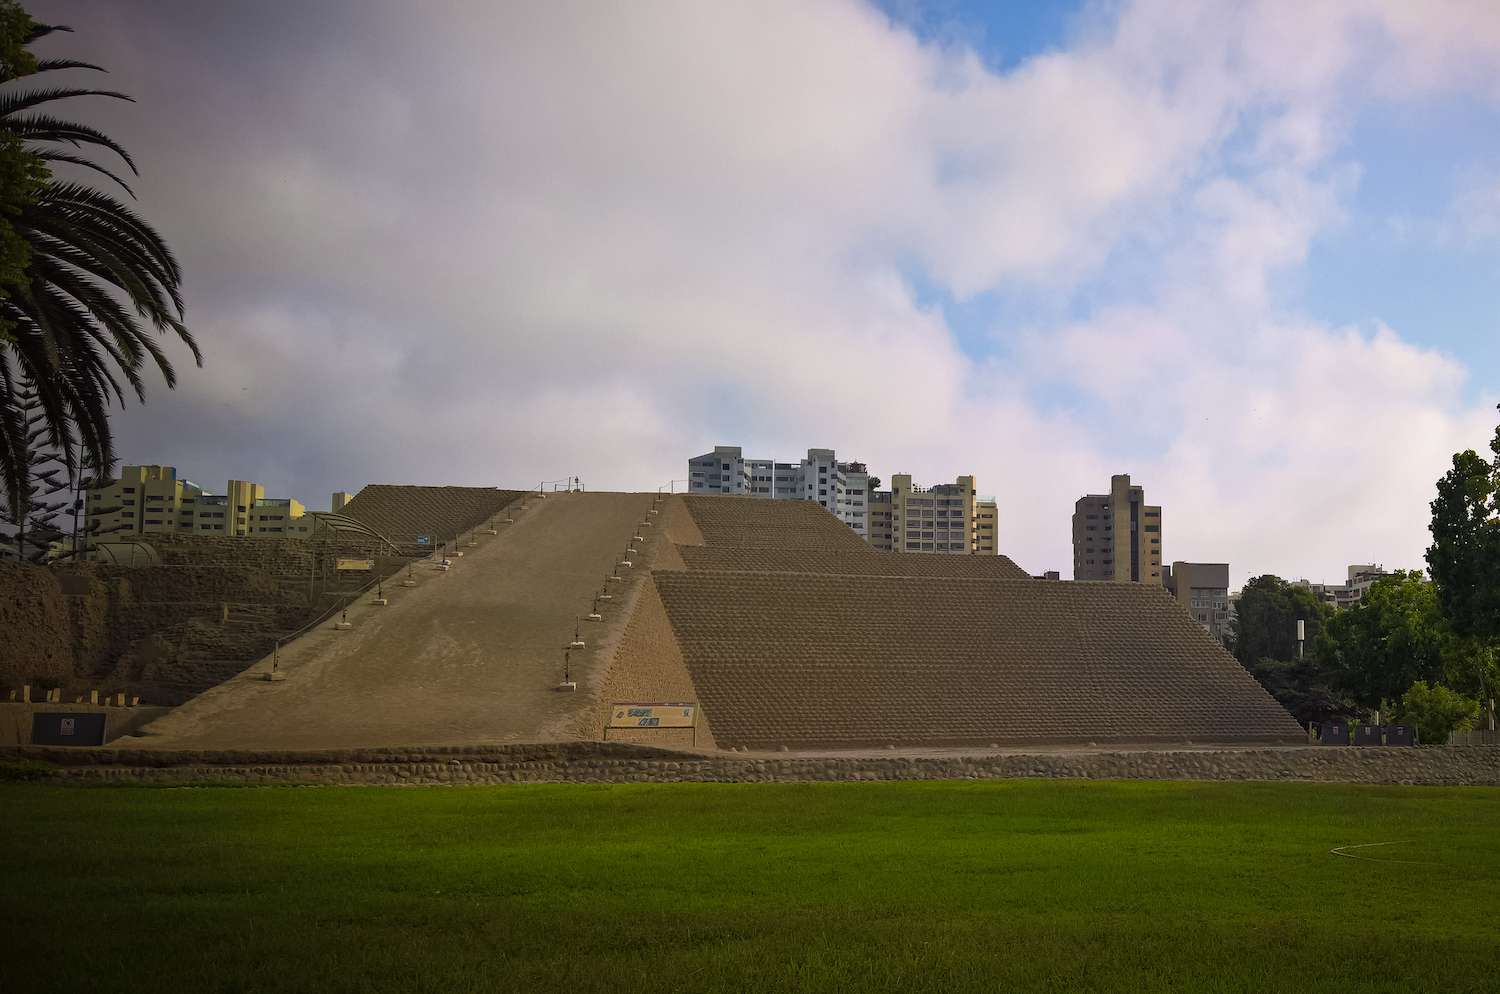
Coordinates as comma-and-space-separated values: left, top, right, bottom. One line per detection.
1072, 474, 1162, 583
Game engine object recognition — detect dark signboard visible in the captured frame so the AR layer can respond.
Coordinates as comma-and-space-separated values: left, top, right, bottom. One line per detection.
1319, 719, 1349, 745
1386, 725, 1417, 747
1354, 725, 1382, 746
31, 712, 107, 746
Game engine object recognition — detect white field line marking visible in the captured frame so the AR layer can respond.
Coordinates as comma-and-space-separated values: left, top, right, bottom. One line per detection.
1328, 841, 1435, 865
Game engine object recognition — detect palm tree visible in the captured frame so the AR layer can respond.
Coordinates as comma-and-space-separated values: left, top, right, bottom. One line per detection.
0, 12, 198, 525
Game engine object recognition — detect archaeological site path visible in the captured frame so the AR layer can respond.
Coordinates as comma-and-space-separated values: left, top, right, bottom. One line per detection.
134, 492, 652, 750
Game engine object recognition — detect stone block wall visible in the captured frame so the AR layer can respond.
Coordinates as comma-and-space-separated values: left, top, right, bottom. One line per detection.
10, 741, 1498, 788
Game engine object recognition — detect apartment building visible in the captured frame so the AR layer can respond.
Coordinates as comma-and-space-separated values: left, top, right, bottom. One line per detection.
1163, 561, 1231, 643
1294, 564, 1396, 609
686, 445, 872, 536
84, 465, 317, 541
888, 473, 998, 556
1072, 474, 1162, 583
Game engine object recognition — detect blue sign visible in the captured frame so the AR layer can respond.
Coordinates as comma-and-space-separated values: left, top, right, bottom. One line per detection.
416, 535, 430, 546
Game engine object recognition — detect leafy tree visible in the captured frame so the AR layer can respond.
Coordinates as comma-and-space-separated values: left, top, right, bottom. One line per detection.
1227, 575, 1348, 721
1229, 575, 1332, 667
1386, 680, 1479, 745
1426, 435, 1500, 643
1323, 571, 1449, 709
0, 6, 198, 525
1426, 408, 1500, 710
1242, 655, 1349, 725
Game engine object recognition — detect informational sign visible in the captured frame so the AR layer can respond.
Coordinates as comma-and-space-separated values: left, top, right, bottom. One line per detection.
608, 703, 697, 729
416, 535, 430, 546
335, 558, 374, 572
31, 712, 107, 746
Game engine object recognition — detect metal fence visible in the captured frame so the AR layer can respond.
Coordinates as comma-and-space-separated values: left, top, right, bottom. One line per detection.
1447, 729, 1499, 746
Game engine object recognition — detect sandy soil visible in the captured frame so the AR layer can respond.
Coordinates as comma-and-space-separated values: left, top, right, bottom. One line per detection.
131, 492, 653, 749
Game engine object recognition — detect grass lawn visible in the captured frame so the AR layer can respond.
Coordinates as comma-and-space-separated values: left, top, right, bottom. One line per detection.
2, 779, 1497, 993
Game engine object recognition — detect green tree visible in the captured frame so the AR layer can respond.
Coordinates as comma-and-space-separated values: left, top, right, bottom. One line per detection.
1230, 575, 1332, 667
1426, 437, 1500, 642
0, 7, 198, 522
1228, 575, 1346, 722
1323, 571, 1449, 709
1426, 408, 1500, 710
1386, 680, 1479, 745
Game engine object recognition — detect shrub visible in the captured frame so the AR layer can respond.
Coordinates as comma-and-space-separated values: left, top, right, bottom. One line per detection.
1388, 681, 1480, 744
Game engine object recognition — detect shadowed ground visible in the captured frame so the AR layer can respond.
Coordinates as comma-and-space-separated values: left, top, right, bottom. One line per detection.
134, 492, 652, 749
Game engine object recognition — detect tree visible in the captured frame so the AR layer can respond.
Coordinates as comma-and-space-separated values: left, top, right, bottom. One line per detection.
1426, 438, 1500, 642
0, 6, 198, 525
1386, 680, 1479, 745
1229, 575, 1332, 667
1230, 575, 1350, 722
1426, 408, 1500, 709
1323, 571, 1449, 709
1228, 575, 1346, 722
0, 0, 45, 342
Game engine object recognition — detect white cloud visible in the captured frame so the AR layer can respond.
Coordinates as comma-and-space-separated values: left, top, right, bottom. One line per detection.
28, 0, 1500, 587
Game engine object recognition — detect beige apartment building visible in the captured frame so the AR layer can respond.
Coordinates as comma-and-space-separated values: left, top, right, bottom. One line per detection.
1163, 561, 1230, 643
1072, 474, 1162, 582
884, 473, 998, 555
85, 465, 317, 541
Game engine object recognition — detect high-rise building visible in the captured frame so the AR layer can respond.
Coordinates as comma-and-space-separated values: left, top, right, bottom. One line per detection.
1071, 474, 1162, 582
331, 491, 353, 513
888, 473, 997, 555
686, 445, 872, 536
1163, 562, 1230, 642
85, 465, 315, 541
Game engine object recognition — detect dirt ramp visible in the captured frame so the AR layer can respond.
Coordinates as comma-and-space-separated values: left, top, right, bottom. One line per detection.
132, 492, 655, 750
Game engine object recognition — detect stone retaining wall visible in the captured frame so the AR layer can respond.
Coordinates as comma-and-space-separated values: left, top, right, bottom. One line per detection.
6, 742, 1497, 787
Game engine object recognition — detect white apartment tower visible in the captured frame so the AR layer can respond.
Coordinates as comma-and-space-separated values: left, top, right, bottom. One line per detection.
687, 445, 871, 537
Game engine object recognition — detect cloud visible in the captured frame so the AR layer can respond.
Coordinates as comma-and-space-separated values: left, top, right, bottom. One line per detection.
25, 0, 1500, 587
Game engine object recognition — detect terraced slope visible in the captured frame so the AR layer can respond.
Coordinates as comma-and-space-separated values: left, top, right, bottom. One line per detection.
653, 571, 1303, 750
341, 485, 524, 552
680, 495, 871, 551
676, 545, 1032, 580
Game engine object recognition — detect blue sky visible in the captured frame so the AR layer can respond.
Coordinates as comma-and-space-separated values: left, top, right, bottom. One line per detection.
33, 0, 1500, 587
891, 1, 1500, 407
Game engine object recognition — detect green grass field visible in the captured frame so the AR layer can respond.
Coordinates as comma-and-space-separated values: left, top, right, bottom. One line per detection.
2, 779, 1497, 993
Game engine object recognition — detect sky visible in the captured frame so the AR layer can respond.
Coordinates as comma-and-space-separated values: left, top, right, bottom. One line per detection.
23, 0, 1500, 587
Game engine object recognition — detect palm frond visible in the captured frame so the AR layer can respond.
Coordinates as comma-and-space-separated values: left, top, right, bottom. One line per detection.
4, 112, 138, 172
33, 149, 136, 197
33, 58, 106, 75
0, 88, 134, 117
